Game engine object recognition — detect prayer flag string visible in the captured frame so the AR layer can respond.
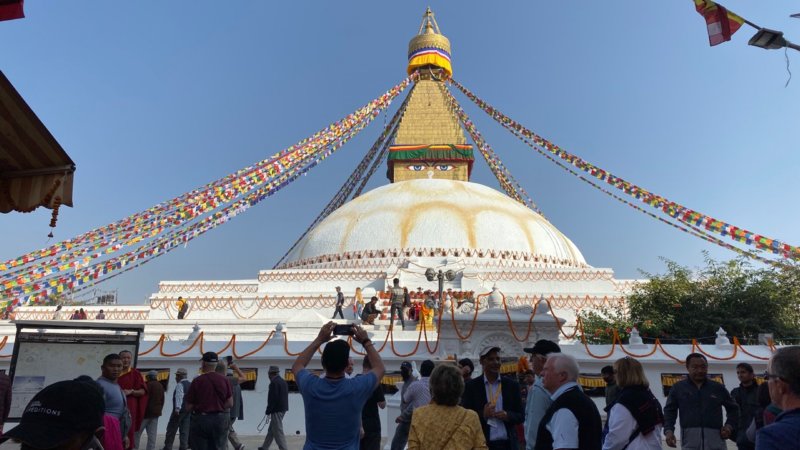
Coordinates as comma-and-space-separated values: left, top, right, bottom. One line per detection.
0, 77, 414, 306
450, 79, 800, 262
440, 84, 542, 215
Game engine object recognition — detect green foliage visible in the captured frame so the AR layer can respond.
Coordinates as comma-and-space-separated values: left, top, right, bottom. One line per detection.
579, 254, 800, 344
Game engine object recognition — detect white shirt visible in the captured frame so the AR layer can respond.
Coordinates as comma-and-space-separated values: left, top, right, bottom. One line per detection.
602, 403, 663, 450
174, 379, 187, 411
484, 376, 508, 441
546, 382, 580, 449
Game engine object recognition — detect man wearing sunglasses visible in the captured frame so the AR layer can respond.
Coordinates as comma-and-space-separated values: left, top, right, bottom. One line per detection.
757, 346, 800, 449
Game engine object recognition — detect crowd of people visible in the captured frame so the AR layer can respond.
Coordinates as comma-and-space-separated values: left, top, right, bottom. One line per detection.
346, 280, 414, 327
1, 321, 799, 450
0, 348, 253, 450
281, 324, 800, 450
337, 280, 454, 328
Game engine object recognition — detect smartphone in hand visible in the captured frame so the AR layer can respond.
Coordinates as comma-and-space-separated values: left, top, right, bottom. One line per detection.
333, 324, 355, 336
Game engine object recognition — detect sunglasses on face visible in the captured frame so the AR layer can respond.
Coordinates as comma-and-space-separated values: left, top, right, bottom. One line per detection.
763, 371, 784, 382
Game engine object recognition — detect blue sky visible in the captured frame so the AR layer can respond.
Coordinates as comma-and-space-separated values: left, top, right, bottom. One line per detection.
1, 1, 798, 304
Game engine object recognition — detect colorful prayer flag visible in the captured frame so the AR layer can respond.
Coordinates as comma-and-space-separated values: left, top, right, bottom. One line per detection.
694, 0, 745, 46
0, 0, 24, 22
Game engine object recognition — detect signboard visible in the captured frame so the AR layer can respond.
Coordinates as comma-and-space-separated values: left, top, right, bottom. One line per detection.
7, 321, 144, 420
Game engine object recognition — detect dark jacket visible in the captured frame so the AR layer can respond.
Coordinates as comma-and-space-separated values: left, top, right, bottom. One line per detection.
535, 385, 602, 450
266, 375, 289, 414
664, 378, 739, 433
0, 372, 10, 424
144, 379, 165, 418
461, 374, 524, 449
756, 408, 800, 450
361, 302, 380, 320
731, 382, 758, 448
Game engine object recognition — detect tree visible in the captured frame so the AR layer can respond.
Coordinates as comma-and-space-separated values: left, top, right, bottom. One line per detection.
579, 254, 800, 344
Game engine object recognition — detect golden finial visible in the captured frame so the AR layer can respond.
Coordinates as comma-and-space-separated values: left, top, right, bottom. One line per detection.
418, 7, 441, 35
407, 7, 452, 78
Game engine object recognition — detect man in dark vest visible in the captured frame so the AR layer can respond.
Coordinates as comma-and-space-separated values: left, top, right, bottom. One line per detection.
535, 353, 601, 450
162, 368, 191, 450
388, 278, 406, 329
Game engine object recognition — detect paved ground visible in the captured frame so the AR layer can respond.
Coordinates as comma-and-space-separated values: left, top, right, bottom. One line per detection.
132, 434, 741, 450
1, 433, 738, 450
138, 434, 387, 450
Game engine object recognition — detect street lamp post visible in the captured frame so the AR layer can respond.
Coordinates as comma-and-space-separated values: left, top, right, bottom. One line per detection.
425, 268, 456, 312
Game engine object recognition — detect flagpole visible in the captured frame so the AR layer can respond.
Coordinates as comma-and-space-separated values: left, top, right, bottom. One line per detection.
741, 18, 760, 30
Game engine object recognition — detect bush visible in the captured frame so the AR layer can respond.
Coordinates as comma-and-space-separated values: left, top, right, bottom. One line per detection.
579, 254, 800, 344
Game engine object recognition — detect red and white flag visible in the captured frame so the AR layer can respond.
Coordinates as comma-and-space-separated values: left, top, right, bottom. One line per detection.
0, 0, 24, 22
694, 0, 744, 46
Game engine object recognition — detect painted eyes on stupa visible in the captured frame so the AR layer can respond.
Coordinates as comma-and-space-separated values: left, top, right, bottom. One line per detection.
406, 164, 454, 171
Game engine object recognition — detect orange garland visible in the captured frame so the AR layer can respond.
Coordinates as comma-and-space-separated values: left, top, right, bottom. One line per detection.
0, 300, 780, 362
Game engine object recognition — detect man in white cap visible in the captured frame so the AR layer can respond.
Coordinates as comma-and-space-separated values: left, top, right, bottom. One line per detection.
259, 365, 288, 450
162, 368, 191, 450
461, 346, 524, 450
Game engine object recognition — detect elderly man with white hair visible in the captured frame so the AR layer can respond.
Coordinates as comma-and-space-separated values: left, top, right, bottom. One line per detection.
535, 353, 602, 450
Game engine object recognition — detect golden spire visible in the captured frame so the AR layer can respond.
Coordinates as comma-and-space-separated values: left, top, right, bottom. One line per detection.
407, 7, 452, 77
388, 9, 472, 183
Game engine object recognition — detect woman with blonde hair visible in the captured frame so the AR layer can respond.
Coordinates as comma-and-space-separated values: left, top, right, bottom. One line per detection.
602, 357, 664, 450
354, 287, 364, 319
408, 363, 487, 450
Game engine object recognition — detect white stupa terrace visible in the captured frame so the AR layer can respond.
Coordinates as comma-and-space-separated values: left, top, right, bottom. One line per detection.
0, 179, 774, 435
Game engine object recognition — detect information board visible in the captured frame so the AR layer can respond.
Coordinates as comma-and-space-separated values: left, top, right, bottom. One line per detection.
8, 321, 143, 420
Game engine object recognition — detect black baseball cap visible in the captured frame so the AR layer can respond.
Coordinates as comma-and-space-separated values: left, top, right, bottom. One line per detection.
201, 351, 219, 363
523, 340, 561, 356
0, 380, 104, 448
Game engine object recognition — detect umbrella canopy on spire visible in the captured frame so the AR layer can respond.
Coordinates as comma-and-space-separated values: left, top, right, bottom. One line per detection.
407, 7, 452, 77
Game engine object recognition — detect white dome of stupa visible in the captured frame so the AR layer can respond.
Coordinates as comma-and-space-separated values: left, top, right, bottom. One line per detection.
280, 179, 587, 269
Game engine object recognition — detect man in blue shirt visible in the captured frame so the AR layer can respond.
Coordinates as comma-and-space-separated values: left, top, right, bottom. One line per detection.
522, 339, 560, 450
292, 321, 385, 450
757, 346, 800, 450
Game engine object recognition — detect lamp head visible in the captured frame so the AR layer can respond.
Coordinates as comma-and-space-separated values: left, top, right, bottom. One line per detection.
425, 268, 436, 282
749, 28, 787, 49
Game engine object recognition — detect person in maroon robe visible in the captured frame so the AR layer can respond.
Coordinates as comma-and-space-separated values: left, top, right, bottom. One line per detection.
117, 350, 149, 450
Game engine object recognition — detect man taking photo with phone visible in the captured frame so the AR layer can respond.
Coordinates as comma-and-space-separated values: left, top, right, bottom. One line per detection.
292, 322, 385, 449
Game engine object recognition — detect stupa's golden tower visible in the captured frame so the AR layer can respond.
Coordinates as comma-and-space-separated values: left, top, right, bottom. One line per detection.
387, 8, 474, 183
